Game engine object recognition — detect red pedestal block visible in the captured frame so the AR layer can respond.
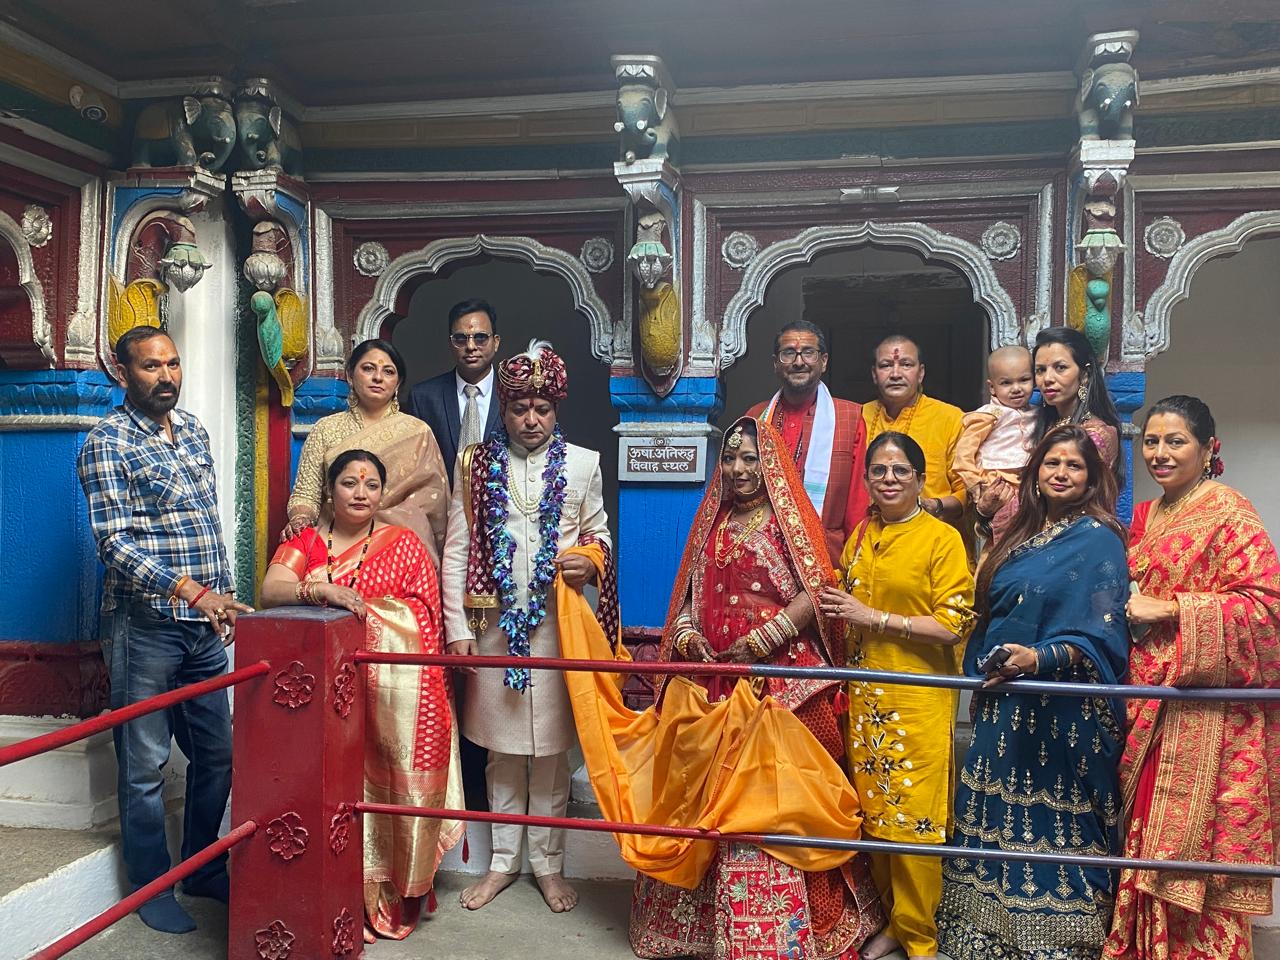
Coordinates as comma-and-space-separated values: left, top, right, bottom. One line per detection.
229, 608, 366, 960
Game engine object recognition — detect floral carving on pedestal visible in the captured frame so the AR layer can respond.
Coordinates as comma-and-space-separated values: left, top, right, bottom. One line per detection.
331, 908, 357, 956
255, 920, 295, 960
265, 811, 309, 861
329, 802, 354, 855
21, 205, 53, 248
721, 231, 759, 270
332, 662, 356, 718
272, 661, 315, 709
1143, 216, 1186, 259
981, 221, 1021, 261
353, 241, 390, 277
579, 237, 614, 274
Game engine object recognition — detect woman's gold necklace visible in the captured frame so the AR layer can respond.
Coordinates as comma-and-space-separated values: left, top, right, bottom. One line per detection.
1158, 476, 1205, 521
714, 507, 767, 568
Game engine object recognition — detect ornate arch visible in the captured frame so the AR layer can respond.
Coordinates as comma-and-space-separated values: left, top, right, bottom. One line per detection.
718, 221, 1020, 367
0, 210, 53, 366
1129, 209, 1280, 361
354, 234, 614, 361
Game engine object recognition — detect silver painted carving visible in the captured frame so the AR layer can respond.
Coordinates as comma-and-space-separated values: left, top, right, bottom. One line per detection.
981, 221, 1021, 261
579, 237, 614, 274
1143, 216, 1185, 259
1133, 209, 1280, 361
720, 231, 759, 270
356, 235, 614, 363
0, 210, 53, 364
21, 205, 52, 248
353, 241, 390, 277
720, 221, 1020, 368
66, 179, 102, 367
312, 208, 345, 370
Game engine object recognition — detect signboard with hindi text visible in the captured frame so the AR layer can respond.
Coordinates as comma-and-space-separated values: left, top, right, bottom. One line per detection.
618, 436, 707, 482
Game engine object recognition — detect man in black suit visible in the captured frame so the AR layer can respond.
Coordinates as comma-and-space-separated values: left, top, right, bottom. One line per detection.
404, 298, 502, 485
403, 298, 502, 812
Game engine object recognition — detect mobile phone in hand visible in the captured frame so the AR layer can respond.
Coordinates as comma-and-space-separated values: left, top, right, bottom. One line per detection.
976, 644, 1012, 674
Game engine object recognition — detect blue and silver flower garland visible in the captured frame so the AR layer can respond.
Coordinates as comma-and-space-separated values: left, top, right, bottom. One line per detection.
482, 425, 568, 691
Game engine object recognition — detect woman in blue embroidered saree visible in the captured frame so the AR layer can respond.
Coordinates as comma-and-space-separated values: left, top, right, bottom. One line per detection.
936, 425, 1130, 960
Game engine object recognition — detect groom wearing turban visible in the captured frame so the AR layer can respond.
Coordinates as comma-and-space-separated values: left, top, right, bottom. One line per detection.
441, 340, 615, 915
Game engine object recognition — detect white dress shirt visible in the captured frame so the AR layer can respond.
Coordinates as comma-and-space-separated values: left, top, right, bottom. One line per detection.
455, 368, 494, 430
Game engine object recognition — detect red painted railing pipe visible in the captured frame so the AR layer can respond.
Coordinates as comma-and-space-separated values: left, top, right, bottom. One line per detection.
358, 804, 1280, 879
28, 819, 259, 960
352, 651, 1280, 704
0, 661, 272, 769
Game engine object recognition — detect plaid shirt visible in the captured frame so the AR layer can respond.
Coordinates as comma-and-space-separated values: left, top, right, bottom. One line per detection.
77, 399, 232, 621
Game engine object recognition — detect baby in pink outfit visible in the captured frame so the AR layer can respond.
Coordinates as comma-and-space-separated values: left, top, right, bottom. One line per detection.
953, 345, 1037, 542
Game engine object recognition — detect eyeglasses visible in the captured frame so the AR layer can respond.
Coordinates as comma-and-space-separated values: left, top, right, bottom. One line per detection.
867, 463, 917, 481
450, 333, 492, 346
776, 347, 823, 363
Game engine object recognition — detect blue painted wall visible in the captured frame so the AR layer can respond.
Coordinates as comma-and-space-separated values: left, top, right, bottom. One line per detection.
290, 377, 349, 483
1106, 371, 1144, 523
611, 376, 723, 628
0, 370, 118, 643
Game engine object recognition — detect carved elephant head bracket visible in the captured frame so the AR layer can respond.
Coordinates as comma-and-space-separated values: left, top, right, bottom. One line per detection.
611, 56, 684, 398
1071, 30, 1139, 364
234, 79, 304, 177
128, 76, 304, 178
131, 79, 237, 173
612, 54, 680, 166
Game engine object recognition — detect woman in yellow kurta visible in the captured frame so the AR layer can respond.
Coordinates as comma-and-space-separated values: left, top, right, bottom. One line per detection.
820, 430, 976, 960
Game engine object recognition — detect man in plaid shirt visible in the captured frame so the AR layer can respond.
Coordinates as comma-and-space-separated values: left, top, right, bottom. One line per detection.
77, 327, 250, 934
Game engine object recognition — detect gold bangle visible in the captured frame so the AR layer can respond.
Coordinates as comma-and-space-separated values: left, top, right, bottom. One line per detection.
745, 628, 772, 660
877, 610, 891, 634
902, 616, 912, 640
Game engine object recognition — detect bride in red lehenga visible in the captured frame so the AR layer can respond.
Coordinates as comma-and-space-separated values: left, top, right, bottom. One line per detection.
628, 416, 884, 960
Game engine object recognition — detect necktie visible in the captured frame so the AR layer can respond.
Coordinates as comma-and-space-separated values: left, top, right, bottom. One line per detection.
460, 383, 482, 452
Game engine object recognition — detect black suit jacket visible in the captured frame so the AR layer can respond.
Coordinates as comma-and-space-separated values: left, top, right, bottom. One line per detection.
403, 369, 500, 487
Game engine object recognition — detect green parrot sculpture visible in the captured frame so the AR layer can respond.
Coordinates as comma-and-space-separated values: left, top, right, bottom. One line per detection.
252, 289, 295, 406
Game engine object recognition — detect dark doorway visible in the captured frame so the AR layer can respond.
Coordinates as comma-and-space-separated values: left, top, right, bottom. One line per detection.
719, 246, 988, 430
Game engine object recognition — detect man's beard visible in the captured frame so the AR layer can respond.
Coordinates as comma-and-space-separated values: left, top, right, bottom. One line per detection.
130, 383, 179, 418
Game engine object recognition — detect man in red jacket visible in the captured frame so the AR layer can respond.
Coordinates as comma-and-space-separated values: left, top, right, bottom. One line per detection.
746, 320, 868, 566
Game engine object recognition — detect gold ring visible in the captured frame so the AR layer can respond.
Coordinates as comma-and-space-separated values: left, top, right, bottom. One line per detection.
215, 609, 227, 619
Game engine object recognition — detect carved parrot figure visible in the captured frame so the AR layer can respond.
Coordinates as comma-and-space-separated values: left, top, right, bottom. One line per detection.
252, 289, 295, 406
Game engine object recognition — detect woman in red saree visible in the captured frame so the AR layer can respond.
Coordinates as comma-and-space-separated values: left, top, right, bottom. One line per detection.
629, 416, 884, 960
262, 448, 461, 941
1103, 396, 1280, 960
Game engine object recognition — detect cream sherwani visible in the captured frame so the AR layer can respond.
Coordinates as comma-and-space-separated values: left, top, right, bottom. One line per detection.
441, 438, 610, 875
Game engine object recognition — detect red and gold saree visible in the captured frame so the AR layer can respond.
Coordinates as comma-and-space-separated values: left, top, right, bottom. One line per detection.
1104, 485, 1280, 960
271, 525, 462, 939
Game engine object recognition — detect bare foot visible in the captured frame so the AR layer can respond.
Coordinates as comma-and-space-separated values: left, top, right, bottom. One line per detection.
860, 931, 901, 960
535, 872, 578, 913
459, 870, 518, 910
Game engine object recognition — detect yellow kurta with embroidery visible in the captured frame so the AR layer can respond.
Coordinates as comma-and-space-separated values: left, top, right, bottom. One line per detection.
839, 511, 976, 843
862, 394, 967, 507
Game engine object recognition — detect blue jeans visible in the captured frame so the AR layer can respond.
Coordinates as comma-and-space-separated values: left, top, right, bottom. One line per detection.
105, 603, 232, 890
